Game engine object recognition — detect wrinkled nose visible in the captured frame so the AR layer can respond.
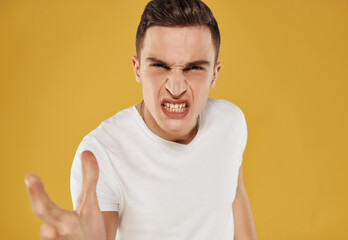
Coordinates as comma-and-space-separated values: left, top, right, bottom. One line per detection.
166, 69, 187, 97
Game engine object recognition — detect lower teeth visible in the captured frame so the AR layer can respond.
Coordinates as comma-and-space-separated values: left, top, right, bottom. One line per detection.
164, 107, 186, 113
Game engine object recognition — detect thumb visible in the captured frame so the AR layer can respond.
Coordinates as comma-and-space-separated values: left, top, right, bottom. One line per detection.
81, 150, 99, 193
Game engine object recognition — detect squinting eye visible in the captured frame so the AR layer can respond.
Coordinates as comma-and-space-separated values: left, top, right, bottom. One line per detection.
152, 63, 166, 68
189, 66, 203, 70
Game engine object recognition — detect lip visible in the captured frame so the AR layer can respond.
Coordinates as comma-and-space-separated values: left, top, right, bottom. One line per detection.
160, 98, 190, 119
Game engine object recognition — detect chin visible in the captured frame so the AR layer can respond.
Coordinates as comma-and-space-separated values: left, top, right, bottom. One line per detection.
161, 119, 189, 134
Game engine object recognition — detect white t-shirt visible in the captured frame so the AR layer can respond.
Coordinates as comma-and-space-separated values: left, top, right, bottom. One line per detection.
70, 98, 247, 240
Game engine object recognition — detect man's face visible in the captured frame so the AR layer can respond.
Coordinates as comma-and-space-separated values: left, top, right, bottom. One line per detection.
132, 26, 221, 142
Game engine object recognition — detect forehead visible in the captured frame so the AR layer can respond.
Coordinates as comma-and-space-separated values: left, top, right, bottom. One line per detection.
141, 26, 215, 64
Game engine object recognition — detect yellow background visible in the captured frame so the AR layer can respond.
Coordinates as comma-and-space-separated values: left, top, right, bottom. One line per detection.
1, 0, 347, 239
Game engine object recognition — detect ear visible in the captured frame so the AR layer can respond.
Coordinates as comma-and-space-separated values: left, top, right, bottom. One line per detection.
210, 62, 222, 88
132, 56, 141, 83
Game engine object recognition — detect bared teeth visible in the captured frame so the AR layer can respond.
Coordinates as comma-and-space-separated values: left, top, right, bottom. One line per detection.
163, 101, 187, 113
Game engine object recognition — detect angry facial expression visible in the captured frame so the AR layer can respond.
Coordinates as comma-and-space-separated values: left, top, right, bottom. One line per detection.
132, 26, 221, 143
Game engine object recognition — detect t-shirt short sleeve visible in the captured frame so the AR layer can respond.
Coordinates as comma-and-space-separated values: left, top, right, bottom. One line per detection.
238, 108, 248, 169
70, 136, 121, 212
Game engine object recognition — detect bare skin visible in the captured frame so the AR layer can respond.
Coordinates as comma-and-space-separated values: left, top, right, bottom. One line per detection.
233, 166, 258, 240
132, 26, 222, 144
25, 151, 257, 240
25, 151, 110, 240
25, 26, 257, 240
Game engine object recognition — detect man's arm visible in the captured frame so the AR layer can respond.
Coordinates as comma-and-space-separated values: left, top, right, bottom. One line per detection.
232, 166, 257, 240
102, 211, 118, 240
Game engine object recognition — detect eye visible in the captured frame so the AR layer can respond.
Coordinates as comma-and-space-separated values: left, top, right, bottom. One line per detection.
187, 65, 204, 71
151, 63, 169, 69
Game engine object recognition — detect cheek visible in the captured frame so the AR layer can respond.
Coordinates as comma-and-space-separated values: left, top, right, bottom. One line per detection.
143, 68, 169, 82
141, 71, 168, 99
186, 72, 212, 96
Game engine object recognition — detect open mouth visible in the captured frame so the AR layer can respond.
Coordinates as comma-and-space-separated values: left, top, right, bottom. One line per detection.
160, 100, 190, 118
161, 102, 188, 113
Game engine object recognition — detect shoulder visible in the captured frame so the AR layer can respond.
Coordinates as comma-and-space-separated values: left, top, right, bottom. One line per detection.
80, 106, 138, 149
201, 98, 248, 156
99, 106, 136, 131
89, 106, 135, 137
72, 106, 137, 171
204, 98, 246, 124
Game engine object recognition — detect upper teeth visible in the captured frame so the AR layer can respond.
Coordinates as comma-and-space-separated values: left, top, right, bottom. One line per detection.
165, 102, 187, 109
163, 102, 188, 113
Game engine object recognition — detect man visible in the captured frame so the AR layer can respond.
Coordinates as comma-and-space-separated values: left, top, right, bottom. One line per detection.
25, 0, 257, 239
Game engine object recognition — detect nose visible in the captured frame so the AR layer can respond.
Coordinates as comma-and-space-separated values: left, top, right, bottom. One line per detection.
165, 68, 187, 97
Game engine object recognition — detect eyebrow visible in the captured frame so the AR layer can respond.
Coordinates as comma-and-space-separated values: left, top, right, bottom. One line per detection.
145, 57, 210, 68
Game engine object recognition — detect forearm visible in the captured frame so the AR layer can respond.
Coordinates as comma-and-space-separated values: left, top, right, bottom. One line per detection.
102, 211, 118, 240
232, 184, 257, 240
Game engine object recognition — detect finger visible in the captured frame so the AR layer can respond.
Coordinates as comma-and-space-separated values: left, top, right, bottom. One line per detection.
25, 174, 63, 224
81, 150, 99, 193
40, 224, 59, 240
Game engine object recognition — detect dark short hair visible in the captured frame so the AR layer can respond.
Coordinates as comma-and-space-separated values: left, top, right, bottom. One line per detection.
136, 0, 221, 63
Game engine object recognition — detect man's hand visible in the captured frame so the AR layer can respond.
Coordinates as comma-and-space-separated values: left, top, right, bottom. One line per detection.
25, 151, 106, 240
